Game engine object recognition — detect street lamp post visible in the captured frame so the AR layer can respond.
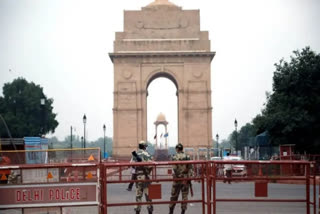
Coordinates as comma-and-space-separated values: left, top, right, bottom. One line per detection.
216, 133, 219, 157
83, 114, 87, 148
70, 126, 73, 150
81, 136, 84, 148
103, 124, 106, 159
216, 134, 219, 149
40, 98, 45, 136
234, 119, 238, 155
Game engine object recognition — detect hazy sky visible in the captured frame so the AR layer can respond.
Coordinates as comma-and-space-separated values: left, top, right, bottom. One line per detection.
1, 0, 320, 147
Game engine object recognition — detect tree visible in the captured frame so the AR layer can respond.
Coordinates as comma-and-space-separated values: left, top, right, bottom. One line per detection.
219, 139, 233, 150
252, 114, 268, 135
48, 135, 113, 159
230, 123, 256, 150
89, 137, 113, 156
48, 136, 59, 149
0, 78, 58, 137
253, 47, 320, 153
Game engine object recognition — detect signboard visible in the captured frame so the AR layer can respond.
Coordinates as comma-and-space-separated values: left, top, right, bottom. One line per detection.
0, 183, 98, 208
24, 137, 48, 164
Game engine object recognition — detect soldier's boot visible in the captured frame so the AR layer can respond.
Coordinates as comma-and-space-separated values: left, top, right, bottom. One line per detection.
135, 211, 140, 214
147, 207, 153, 214
169, 207, 174, 214
181, 210, 186, 214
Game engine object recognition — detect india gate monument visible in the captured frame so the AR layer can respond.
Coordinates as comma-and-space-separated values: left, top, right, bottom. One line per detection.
109, 0, 215, 158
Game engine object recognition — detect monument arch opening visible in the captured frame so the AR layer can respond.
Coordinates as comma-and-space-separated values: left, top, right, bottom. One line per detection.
109, 0, 215, 158
146, 71, 179, 90
147, 76, 178, 149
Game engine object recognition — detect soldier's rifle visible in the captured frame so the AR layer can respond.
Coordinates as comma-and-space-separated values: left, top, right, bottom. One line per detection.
132, 151, 142, 162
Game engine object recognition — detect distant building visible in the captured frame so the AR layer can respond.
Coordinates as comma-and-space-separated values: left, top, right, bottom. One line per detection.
0, 138, 25, 151
0, 138, 25, 164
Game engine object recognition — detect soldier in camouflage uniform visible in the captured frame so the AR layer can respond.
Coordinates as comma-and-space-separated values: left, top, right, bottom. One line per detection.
169, 143, 193, 214
133, 141, 153, 214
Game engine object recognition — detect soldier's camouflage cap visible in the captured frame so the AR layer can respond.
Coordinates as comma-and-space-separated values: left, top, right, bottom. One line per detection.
139, 141, 148, 147
175, 143, 183, 150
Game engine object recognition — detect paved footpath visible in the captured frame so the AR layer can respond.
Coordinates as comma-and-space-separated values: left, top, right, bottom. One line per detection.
106, 181, 318, 214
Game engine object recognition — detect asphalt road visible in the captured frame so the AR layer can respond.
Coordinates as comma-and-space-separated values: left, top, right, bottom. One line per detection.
106, 180, 318, 214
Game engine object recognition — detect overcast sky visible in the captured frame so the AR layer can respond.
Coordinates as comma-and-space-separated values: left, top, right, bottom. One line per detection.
1, 0, 320, 147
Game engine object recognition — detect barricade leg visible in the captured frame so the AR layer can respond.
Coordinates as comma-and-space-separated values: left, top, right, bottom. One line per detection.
307, 164, 310, 214
100, 164, 107, 214
202, 163, 206, 214
213, 163, 216, 214
206, 163, 211, 214
313, 164, 316, 214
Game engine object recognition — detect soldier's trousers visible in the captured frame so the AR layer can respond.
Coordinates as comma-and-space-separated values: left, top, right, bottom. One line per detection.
128, 173, 137, 190
224, 170, 232, 184
169, 181, 189, 211
134, 175, 153, 212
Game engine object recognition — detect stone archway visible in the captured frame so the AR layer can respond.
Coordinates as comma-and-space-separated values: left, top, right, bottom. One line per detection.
153, 112, 169, 149
109, 0, 215, 158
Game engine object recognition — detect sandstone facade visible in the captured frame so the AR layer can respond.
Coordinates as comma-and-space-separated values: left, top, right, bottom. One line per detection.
109, 0, 215, 158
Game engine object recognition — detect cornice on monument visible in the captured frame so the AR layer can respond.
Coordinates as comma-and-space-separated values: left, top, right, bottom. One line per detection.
109, 51, 216, 62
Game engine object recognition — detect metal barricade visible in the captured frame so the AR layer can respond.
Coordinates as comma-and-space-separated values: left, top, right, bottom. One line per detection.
0, 148, 101, 214
208, 160, 317, 214
100, 160, 207, 214
0, 151, 318, 214
309, 155, 320, 176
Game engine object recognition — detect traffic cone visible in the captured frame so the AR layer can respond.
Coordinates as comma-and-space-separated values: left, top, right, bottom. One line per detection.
1, 174, 7, 181
47, 172, 53, 179
86, 172, 93, 179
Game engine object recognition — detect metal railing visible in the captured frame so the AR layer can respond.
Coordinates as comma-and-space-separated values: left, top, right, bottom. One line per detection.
208, 160, 317, 214
0, 151, 318, 214
0, 149, 101, 214
100, 160, 207, 214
